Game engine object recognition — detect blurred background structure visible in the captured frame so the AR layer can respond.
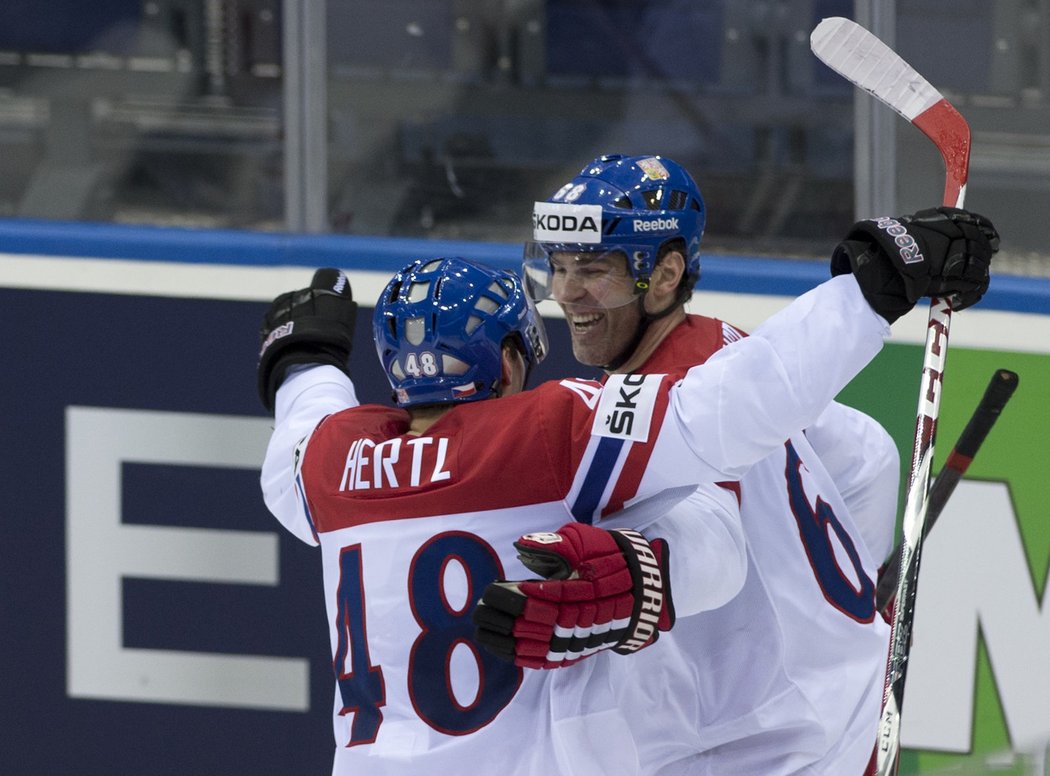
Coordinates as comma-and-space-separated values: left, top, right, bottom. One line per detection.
2, 5, 1049, 776
0, 0, 1046, 268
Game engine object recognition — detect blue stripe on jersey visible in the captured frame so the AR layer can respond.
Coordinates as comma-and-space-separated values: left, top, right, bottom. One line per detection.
571, 436, 625, 524
295, 472, 320, 544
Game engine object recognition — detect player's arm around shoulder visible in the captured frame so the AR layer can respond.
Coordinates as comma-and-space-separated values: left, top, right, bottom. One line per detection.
657, 483, 746, 617
601, 481, 747, 618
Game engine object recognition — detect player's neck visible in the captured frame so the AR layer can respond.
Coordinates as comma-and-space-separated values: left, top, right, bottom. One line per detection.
608, 306, 686, 374
407, 405, 450, 435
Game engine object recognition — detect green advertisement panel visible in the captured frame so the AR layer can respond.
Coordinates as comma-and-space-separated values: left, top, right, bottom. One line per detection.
840, 344, 1050, 775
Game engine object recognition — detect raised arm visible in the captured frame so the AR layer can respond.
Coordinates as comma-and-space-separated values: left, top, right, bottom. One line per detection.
256, 269, 360, 545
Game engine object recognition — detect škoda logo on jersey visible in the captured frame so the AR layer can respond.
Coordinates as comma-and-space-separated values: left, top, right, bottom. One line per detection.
593, 373, 665, 443
532, 202, 602, 243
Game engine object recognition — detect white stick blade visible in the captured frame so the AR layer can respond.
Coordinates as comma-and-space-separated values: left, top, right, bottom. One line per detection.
810, 16, 943, 122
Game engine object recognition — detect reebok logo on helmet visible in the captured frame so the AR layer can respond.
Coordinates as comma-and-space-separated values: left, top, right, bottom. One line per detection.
632, 217, 679, 233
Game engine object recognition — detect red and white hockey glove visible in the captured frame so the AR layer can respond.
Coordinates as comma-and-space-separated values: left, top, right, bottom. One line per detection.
472, 523, 675, 669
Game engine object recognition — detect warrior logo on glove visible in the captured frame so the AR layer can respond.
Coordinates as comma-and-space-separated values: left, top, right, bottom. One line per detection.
615, 530, 669, 651
472, 523, 675, 669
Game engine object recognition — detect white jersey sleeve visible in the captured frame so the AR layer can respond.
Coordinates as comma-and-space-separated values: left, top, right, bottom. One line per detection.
260, 364, 360, 546
646, 486, 746, 618
596, 480, 745, 619
805, 401, 900, 563
653, 274, 888, 480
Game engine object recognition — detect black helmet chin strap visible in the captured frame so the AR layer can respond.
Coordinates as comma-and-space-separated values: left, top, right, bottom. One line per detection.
600, 290, 681, 372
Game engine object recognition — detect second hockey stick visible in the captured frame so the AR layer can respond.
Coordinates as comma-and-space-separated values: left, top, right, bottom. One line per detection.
811, 16, 972, 776
875, 368, 1019, 617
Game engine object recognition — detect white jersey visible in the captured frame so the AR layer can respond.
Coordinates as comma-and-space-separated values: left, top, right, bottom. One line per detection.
591, 314, 898, 775
260, 275, 890, 775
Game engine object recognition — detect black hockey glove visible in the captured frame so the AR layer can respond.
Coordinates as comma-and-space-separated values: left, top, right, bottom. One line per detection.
472, 523, 674, 670
831, 206, 999, 323
257, 268, 358, 413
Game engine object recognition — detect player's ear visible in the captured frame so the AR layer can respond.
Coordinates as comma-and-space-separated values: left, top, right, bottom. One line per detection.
647, 249, 686, 309
498, 341, 527, 398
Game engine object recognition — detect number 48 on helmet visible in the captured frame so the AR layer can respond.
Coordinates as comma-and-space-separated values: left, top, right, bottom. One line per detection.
374, 257, 548, 407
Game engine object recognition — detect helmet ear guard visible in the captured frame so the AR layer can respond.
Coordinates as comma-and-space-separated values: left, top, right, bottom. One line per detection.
374, 257, 548, 408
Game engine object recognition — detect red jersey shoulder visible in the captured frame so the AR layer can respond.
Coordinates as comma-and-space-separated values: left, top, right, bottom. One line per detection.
641, 314, 748, 373
434, 377, 607, 427
314, 404, 410, 441
299, 381, 610, 532
429, 377, 609, 462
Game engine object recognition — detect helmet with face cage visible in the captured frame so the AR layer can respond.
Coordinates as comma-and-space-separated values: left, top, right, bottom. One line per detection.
524, 154, 705, 303
374, 256, 548, 407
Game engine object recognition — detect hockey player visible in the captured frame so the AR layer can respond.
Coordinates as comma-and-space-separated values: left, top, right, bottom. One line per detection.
480, 153, 999, 774
258, 221, 993, 773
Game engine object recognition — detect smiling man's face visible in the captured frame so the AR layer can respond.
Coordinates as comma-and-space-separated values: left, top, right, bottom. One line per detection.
548, 250, 642, 367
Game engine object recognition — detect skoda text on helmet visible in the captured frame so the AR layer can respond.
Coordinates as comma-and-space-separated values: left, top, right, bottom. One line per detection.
374, 256, 549, 408
524, 154, 706, 310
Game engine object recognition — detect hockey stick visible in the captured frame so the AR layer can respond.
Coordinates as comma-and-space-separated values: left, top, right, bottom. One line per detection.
875, 368, 1019, 617
810, 17, 972, 776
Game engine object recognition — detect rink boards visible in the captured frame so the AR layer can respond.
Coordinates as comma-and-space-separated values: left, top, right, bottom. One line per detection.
2, 219, 1048, 775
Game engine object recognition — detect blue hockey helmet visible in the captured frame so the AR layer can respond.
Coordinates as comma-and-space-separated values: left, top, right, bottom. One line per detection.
524, 154, 705, 307
374, 257, 548, 407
